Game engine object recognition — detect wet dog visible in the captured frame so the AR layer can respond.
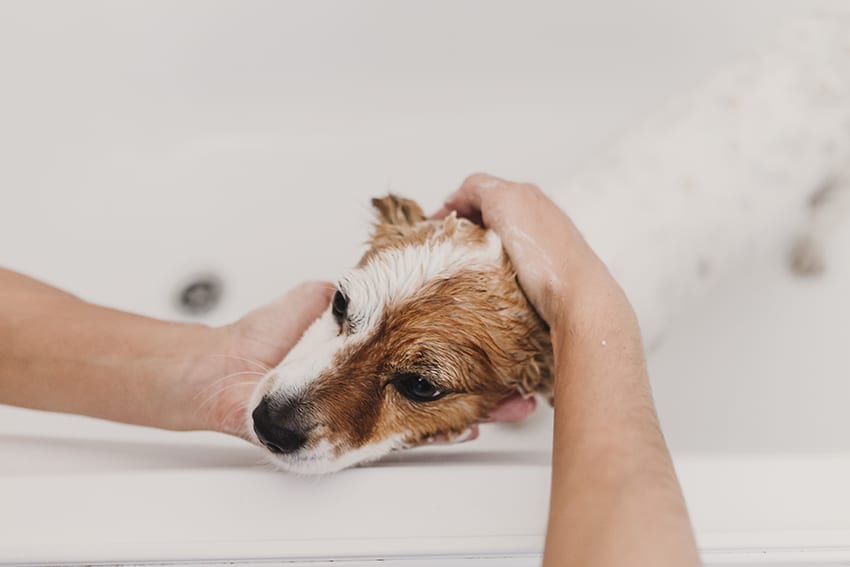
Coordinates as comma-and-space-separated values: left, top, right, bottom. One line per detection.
249, 195, 553, 474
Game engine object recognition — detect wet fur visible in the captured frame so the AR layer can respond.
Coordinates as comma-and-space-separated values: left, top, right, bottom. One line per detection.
249, 194, 553, 473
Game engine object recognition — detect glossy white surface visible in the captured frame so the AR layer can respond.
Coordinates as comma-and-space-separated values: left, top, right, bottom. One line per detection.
1, 1, 849, 565
7, 207, 850, 565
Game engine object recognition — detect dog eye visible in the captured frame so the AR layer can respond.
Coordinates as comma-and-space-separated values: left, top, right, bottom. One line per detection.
393, 373, 445, 402
332, 290, 348, 326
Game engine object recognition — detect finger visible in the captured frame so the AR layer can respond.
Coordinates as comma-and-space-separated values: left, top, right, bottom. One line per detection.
443, 173, 514, 228
429, 205, 452, 221
243, 281, 334, 356
482, 394, 537, 423
285, 280, 335, 322
442, 173, 491, 219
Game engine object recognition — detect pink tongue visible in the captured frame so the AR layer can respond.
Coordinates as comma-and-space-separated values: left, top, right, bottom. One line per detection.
485, 394, 537, 422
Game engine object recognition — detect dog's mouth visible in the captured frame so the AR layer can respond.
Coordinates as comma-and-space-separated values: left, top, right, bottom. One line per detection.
260, 447, 335, 475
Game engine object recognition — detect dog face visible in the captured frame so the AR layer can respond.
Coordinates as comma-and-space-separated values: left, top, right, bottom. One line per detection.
249, 195, 553, 474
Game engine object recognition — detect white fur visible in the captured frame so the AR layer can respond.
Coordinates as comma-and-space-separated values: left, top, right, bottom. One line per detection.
268, 225, 502, 397
250, 224, 503, 472
340, 228, 502, 336
265, 435, 406, 475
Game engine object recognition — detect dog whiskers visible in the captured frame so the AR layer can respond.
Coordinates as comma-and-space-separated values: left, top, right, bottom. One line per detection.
192, 380, 262, 434
206, 353, 272, 373
196, 379, 261, 412
192, 370, 265, 402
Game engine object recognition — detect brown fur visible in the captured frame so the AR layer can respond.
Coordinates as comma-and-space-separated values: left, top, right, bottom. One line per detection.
360, 194, 488, 267
304, 195, 553, 454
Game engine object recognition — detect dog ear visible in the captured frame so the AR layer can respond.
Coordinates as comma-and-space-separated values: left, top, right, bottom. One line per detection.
492, 269, 555, 406
515, 341, 554, 404
371, 194, 426, 227
359, 194, 429, 266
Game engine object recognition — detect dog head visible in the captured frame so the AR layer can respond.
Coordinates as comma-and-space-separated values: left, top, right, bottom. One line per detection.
249, 195, 553, 473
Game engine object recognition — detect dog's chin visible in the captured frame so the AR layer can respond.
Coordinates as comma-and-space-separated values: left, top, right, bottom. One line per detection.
259, 434, 408, 475
261, 452, 351, 476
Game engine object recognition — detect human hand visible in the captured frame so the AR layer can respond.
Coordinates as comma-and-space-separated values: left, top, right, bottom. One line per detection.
436, 173, 627, 329
433, 178, 700, 567
183, 281, 334, 440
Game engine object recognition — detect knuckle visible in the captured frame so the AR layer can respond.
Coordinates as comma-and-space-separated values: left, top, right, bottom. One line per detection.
462, 173, 542, 196
519, 182, 542, 195
501, 187, 527, 207
462, 172, 494, 188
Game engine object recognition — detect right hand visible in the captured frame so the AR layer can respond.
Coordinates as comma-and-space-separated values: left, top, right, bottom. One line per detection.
437, 173, 623, 328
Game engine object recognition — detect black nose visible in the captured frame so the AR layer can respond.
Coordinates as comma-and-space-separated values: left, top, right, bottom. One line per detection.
252, 397, 308, 454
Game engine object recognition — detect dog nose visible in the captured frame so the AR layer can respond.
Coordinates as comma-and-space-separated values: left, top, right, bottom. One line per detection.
252, 397, 308, 454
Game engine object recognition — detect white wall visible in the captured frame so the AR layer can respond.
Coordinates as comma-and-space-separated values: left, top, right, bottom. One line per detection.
1, 0, 842, 325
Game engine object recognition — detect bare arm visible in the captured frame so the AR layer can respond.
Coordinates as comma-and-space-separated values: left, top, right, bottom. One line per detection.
0, 268, 332, 437
0, 267, 525, 441
443, 174, 701, 567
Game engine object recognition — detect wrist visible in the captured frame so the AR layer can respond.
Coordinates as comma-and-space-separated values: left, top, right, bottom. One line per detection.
549, 268, 634, 331
152, 320, 225, 432
174, 322, 259, 438
550, 284, 645, 380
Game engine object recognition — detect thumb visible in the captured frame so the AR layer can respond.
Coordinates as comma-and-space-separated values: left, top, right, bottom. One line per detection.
275, 281, 336, 335
237, 281, 334, 361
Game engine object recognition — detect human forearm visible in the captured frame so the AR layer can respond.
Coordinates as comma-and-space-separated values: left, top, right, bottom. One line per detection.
543, 284, 700, 566
0, 268, 218, 430
441, 174, 700, 565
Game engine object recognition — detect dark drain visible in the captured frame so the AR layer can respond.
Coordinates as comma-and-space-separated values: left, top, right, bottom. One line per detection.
177, 273, 223, 315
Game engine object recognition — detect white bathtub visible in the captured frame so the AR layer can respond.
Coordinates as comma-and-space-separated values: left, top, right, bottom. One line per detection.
2, 2, 849, 565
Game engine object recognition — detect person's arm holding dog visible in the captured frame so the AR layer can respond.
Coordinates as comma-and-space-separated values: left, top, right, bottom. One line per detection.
0, 268, 333, 438
440, 173, 701, 567
0, 269, 530, 438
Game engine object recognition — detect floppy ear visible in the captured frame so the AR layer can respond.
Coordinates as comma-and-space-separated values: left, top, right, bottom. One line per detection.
371, 194, 426, 227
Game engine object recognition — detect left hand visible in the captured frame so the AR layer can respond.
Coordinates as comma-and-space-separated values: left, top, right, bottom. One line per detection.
183, 281, 335, 439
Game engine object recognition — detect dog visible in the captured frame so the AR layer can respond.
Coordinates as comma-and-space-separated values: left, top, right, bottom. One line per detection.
247, 17, 850, 474
248, 170, 848, 475
249, 195, 554, 474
